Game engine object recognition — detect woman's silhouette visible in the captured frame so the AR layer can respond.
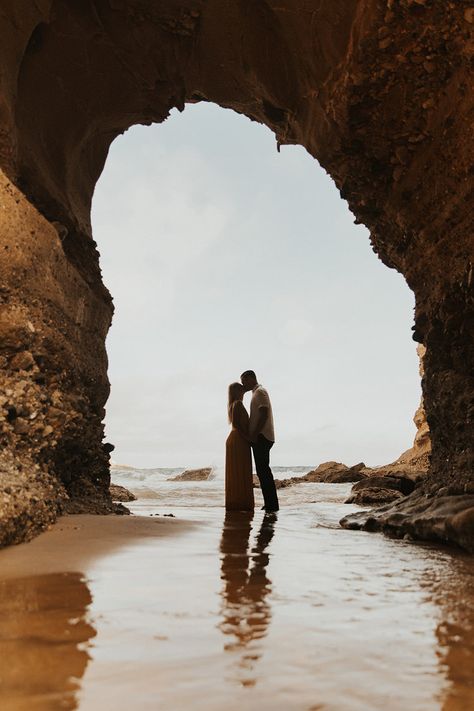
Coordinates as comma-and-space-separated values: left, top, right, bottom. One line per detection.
225, 383, 254, 511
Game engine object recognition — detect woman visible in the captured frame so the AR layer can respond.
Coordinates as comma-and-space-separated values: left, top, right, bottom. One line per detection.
225, 382, 255, 511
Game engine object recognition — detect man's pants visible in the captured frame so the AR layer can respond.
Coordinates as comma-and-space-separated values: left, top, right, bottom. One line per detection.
252, 435, 279, 511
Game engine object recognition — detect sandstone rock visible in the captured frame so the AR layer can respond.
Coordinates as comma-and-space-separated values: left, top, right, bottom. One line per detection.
464, 8, 474, 24
10, 351, 35, 371
171, 467, 213, 482
13, 417, 29, 435
304, 462, 368, 483
0, 451, 67, 547
109, 483, 137, 502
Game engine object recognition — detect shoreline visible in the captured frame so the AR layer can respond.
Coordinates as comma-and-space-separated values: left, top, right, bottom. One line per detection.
0, 513, 196, 580
1, 500, 472, 711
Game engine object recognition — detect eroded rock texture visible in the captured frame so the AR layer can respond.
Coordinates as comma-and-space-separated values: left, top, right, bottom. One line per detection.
0, 1, 472, 547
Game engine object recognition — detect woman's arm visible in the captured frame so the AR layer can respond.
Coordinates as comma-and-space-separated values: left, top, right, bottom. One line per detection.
232, 402, 251, 441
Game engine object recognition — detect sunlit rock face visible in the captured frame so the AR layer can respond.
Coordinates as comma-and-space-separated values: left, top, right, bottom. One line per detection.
394, 344, 431, 472
0, 1, 472, 547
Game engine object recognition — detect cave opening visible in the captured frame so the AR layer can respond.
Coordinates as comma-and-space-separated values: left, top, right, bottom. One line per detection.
0, 0, 471, 549
91, 103, 420, 474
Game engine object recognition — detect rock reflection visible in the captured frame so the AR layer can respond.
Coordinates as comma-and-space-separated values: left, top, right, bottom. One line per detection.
219, 511, 276, 685
0, 571, 95, 710
431, 555, 474, 711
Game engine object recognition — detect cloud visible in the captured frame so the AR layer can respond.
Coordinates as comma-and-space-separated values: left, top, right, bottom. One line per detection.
92, 104, 420, 468
278, 318, 315, 347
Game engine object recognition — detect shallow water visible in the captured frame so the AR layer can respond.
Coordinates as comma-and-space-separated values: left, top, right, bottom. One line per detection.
0, 474, 473, 710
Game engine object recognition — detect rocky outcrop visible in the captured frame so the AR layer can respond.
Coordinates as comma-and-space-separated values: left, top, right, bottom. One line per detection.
170, 468, 213, 482
386, 344, 431, 475
0, 1, 472, 549
0, 452, 66, 547
275, 462, 368, 488
340, 493, 474, 553
0, 172, 114, 533
304, 462, 368, 483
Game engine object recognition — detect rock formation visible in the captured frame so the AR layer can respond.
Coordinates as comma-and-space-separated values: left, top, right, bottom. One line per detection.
109, 483, 136, 502
0, 1, 472, 549
345, 474, 416, 504
170, 468, 213, 482
272, 462, 368, 489
390, 344, 431, 472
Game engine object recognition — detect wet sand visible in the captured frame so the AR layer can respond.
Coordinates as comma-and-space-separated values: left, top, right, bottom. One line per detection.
0, 489, 473, 711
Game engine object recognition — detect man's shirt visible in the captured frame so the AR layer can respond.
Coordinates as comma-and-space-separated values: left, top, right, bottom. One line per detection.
250, 385, 275, 442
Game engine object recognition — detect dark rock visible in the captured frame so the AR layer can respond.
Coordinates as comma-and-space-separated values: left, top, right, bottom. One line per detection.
351, 475, 416, 496
346, 488, 405, 505
340, 493, 474, 553
10, 351, 35, 371
13, 417, 29, 435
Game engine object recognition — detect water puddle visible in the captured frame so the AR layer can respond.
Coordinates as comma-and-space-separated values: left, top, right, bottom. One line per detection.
0, 485, 473, 710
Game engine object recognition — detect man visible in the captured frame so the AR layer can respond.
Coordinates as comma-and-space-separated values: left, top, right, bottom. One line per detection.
240, 370, 279, 512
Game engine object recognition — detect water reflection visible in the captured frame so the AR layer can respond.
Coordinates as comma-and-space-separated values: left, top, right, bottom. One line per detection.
0, 571, 95, 710
430, 555, 474, 711
219, 511, 277, 685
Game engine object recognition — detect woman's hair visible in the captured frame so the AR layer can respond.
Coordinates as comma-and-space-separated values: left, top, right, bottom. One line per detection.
228, 382, 244, 423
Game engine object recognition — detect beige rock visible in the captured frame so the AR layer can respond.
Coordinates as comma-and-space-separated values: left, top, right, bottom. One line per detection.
110, 484, 137, 502
171, 468, 213, 482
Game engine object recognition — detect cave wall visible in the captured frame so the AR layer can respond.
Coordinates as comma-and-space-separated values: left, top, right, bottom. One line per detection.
0, 0, 472, 547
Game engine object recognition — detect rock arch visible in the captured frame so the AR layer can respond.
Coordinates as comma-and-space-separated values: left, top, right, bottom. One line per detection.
0, 1, 472, 548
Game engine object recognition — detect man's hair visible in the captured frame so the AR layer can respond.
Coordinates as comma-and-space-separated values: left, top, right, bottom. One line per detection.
241, 370, 257, 380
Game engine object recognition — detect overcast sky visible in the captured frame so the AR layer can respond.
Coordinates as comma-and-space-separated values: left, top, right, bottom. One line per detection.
91, 103, 420, 469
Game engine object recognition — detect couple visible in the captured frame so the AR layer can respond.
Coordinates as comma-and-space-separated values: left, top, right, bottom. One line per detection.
225, 370, 279, 513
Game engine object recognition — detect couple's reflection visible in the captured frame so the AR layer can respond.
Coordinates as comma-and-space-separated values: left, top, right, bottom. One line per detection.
0, 571, 95, 709
219, 511, 277, 683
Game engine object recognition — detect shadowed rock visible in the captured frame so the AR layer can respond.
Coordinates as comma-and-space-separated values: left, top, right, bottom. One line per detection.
345, 475, 416, 504
347, 488, 405, 506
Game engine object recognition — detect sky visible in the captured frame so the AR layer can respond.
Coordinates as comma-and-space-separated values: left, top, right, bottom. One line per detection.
91, 103, 420, 469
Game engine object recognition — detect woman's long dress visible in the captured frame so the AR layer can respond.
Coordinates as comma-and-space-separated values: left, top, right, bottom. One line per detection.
225, 401, 255, 511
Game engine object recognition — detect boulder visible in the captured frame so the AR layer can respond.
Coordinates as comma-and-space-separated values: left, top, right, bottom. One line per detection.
351, 475, 416, 496
171, 467, 213, 482
304, 461, 368, 483
109, 483, 136, 502
346, 488, 405, 506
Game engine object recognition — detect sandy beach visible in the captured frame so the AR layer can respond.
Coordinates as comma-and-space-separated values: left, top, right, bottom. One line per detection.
1, 481, 473, 711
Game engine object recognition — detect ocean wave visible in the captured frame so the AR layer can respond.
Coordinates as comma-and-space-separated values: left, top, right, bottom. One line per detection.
110, 464, 349, 509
